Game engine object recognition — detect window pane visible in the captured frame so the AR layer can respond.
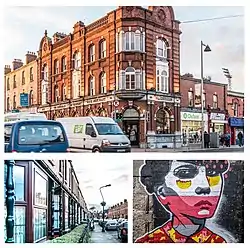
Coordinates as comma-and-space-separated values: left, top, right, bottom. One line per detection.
35, 172, 47, 206
14, 166, 25, 201
65, 195, 69, 229
34, 208, 47, 242
4, 206, 26, 243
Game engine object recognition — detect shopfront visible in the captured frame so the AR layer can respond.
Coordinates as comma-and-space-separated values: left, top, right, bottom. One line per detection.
209, 112, 227, 134
181, 111, 208, 141
228, 117, 244, 145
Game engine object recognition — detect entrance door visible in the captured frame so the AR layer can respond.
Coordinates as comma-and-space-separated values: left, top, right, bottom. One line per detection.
122, 108, 140, 147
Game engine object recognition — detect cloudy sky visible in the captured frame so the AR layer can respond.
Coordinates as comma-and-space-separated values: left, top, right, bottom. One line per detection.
72, 156, 130, 210
4, 6, 244, 92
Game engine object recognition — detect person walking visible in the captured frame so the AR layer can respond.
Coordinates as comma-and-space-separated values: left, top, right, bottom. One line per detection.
225, 132, 231, 147
237, 131, 243, 147
204, 131, 210, 148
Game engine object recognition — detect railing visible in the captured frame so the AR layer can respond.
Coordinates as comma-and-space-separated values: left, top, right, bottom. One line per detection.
146, 133, 182, 149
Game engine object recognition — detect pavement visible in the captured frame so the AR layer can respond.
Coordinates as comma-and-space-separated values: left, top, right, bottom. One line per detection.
90, 224, 120, 243
69, 145, 244, 153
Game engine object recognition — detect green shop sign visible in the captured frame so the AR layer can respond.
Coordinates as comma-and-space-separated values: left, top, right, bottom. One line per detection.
182, 112, 202, 121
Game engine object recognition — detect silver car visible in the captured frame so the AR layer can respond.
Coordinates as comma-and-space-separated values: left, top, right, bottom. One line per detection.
105, 219, 118, 231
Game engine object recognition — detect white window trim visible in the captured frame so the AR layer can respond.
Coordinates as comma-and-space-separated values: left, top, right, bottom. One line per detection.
119, 30, 145, 52
90, 45, 95, 62
156, 61, 169, 93
101, 73, 106, 94
43, 66, 48, 81
90, 77, 95, 96
41, 81, 48, 105
156, 39, 170, 59
100, 40, 106, 59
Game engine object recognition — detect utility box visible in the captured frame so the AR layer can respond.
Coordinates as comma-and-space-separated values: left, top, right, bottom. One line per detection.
210, 132, 220, 148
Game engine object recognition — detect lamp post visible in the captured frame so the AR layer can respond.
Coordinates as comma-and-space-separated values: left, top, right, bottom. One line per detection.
200, 41, 211, 149
222, 68, 232, 91
99, 184, 111, 232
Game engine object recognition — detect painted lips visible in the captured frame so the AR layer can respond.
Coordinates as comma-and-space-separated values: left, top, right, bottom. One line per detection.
194, 200, 212, 208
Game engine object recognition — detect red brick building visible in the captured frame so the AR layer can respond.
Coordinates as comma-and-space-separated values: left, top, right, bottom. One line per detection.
107, 199, 128, 219
36, 6, 181, 146
227, 90, 244, 144
180, 74, 228, 140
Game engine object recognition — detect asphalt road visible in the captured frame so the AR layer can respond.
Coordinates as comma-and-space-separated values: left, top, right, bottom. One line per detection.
90, 224, 120, 243
69, 147, 244, 153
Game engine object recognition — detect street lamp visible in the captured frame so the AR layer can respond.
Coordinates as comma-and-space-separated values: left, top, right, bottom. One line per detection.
99, 184, 111, 232
200, 41, 211, 149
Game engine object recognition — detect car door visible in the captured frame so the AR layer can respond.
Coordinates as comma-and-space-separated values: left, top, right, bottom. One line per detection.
84, 123, 97, 150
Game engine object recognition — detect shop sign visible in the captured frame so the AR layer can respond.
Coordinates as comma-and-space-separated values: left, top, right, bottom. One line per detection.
210, 113, 225, 120
85, 96, 113, 105
155, 95, 174, 102
229, 117, 244, 127
181, 112, 202, 121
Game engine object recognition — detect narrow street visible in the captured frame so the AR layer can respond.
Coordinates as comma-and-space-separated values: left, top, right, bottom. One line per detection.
90, 224, 120, 243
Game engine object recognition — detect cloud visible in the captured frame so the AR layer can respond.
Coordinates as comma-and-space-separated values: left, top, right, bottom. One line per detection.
113, 174, 129, 183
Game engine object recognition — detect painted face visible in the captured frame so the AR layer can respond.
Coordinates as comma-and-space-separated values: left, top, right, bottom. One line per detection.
157, 161, 227, 221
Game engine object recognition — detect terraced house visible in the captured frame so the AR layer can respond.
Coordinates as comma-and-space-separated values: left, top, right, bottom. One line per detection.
4, 160, 88, 243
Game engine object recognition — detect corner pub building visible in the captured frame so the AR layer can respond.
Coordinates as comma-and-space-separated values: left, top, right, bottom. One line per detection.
4, 160, 88, 243
37, 6, 181, 147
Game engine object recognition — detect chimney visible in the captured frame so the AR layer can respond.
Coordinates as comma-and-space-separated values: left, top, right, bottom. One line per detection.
25, 51, 37, 64
12, 59, 23, 70
4, 65, 11, 74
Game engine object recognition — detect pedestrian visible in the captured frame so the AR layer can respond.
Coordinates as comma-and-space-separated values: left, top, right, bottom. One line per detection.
225, 132, 231, 147
237, 131, 243, 147
220, 134, 225, 147
182, 130, 187, 146
204, 131, 210, 148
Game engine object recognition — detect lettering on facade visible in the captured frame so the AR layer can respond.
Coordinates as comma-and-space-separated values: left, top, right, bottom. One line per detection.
210, 113, 225, 120
134, 160, 244, 243
155, 96, 173, 102
85, 96, 113, 105
181, 112, 205, 121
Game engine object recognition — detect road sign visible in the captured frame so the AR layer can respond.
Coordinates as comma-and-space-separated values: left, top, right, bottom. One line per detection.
20, 93, 29, 107
113, 101, 119, 107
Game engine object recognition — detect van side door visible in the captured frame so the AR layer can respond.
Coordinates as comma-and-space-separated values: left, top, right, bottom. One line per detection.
84, 123, 97, 149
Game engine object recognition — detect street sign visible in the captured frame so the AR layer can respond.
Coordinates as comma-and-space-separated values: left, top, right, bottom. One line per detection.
20, 93, 29, 107
113, 100, 119, 107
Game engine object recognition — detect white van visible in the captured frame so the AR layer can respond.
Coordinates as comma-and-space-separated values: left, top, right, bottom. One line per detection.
57, 117, 131, 153
5, 112, 47, 122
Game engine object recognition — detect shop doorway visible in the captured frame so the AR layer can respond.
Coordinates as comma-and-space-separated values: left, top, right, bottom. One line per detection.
122, 108, 140, 147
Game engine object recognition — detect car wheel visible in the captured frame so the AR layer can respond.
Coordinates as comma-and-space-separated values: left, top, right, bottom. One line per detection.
92, 147, 100, 153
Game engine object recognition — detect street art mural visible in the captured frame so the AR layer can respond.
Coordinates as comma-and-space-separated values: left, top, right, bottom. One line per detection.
133, 160, 244, 243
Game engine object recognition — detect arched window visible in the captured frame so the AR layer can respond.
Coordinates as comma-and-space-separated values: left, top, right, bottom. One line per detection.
6, 97, 10, 111
73, 52, 81, 69
156, 109, 170, 134
89, 76, 95, 96
125, 67, 136, 90
99, 40, 106, 59
42, 81, 48, 104
42, 64, 48, 81
7, 78, 10, 90
156, 39, 169, 58
61, 84, 66, 101
29, 90, 34, 105
188, 90, 194, 107
89, 45, 95, 62
213, 93, 218, 109
13, 95, 16, 109
30, 67, 34, 81
100, 72, 106, 94
54, 59, 59, 74
61, 56, 67, 72
22, 71, 25, 85
156, 70, 168, 92
233, 101, 238, 116
54, 85, 59, 102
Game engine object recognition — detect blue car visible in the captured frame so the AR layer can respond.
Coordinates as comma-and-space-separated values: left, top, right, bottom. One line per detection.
4, 120, 69, 153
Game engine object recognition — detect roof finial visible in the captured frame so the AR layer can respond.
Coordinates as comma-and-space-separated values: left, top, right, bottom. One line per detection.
44, 30, 47, 36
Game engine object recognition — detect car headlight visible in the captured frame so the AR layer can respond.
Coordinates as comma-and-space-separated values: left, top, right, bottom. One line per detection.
102, 139, 110, 146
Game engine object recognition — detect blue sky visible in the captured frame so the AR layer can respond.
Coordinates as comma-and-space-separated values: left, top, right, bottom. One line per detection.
4, 6, 244, 91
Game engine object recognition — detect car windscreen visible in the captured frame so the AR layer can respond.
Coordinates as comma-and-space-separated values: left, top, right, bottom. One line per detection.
17, 123, 66, 145
4, 124, 12, 143
95, 123, 124, 135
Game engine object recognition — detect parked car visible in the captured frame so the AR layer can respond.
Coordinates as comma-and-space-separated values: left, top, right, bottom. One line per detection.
57, 116, 131, 152
105, 219, 118, 231
117, 221, 128, 243
116, 218, 126, 226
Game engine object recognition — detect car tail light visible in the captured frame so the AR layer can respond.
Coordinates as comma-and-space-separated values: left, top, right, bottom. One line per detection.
66, 148, 70, 152
12, 150, 17, 153
122, 229, 127, 235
